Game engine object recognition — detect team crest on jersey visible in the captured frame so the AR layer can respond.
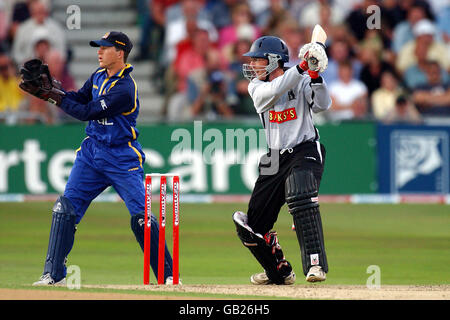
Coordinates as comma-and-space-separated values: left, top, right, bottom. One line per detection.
102, 32, 110, 39
269, 107, 297, 123
288, 90, 296, 101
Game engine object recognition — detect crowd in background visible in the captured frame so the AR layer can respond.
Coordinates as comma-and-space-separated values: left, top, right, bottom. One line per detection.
0, 0, 449, 125
138, 0, 449, 123
0, 0, 75, 124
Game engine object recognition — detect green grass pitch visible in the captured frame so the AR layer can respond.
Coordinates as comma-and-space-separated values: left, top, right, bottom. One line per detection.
0, 202, 449, 288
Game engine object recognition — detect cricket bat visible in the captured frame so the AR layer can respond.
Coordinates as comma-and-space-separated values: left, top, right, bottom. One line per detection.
309, 24, 327, 69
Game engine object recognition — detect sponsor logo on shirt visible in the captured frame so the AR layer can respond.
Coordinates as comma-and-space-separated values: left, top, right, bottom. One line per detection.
269, 107, 297, 123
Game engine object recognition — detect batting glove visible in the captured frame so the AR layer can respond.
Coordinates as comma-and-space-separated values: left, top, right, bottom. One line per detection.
298, 43, 313, 71
307, 42, 328, 73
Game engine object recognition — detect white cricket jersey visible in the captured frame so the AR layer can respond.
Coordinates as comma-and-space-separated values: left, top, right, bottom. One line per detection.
248, 66, 332, 150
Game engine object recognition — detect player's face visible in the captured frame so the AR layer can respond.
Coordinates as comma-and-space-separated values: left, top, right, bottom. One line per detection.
97, 46, 121, 68
250, 58, 268, 80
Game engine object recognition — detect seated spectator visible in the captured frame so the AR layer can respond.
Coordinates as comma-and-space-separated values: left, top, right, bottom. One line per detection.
298, 0, 345, 30
359, 46, 394, 95
11, 0, 66, 66
275, 19, 305, 68
327, 61, 368, 121
412, 61, 450, 116
345, 0, 379, 41
218, 2, 261, 62
207, 0, 238, 31
188, 49, 234, 119
322, 40, 361, 84
382, 95, 423, 124
258, 0, 294, 35
402, 34, 432, 89
162, 0, 217, 68
226, 38, 254, 116
166, 28, 214, 121
0, 53, 26, 124
371, 71, 404, 120
396, 19, 449, 74
391, 2, 428, 53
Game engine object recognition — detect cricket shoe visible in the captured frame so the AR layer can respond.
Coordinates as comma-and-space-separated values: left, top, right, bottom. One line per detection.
165, 276, 182, 285
250, 271, 296, 285
32, 273, 66, 286
306, 266, 326, 283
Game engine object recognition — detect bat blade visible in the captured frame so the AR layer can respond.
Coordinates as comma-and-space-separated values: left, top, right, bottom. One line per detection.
308, 25, 327, 70
311, 24, 327, 45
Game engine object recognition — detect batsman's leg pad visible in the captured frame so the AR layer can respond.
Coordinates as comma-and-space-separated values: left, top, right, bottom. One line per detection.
285, 169, 328, 275
43, 196, 77, 282
131, 213, 173, 280
233, 211, 292, 284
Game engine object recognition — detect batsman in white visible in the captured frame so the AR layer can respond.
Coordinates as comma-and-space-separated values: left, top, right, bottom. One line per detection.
233, 34, 331, 284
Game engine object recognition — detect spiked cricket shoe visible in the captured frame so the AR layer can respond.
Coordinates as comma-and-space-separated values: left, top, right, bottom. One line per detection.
306, 266, 326, 282
32, 273, 66, 286
250, 271, 296, 285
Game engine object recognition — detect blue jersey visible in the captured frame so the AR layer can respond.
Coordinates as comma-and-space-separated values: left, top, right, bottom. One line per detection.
60, 64, 140, 147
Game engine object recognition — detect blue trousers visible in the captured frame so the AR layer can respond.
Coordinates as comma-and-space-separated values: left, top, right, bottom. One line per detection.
62, 137, 173, 280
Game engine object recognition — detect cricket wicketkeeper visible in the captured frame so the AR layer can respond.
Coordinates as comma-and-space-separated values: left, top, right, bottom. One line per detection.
233, 36, 331, 284
19, 31, 177, 285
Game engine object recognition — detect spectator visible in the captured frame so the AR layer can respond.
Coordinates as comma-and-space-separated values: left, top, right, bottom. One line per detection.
371, 71, 404, 120
188, 49, 234, 119
435, 4, 449, 43
383, 95, 423, 124
162, 0, 216, 68
358, 46, 394, 95
11, 0, 66, 66
135, 0, 180, 62
322, 40, 361, 84
346, 0, 383, 41
226, 38, 254, 116
391, 1, 428, 53
207, 0, 239, 31
412, 61, 450, 116
327, 61, 368, 121
167, 28, 213, 120
276, 19, 305, 68
7, 0, 33, 42
258, 0, 293, 34
396, 19, 449, 74
0, 53, 26, 124
298, 0, 345, 30
218, 2, 261, 62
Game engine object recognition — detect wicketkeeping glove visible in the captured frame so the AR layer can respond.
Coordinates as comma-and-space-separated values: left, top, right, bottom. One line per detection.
19, 59, 65, 106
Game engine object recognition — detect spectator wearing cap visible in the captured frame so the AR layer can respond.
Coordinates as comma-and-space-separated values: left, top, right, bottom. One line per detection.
391, 2, 427, 53
412, 61, 450, 116
396, 19, 449, 74
11, 0, 66, 66
382, 95, 422, 124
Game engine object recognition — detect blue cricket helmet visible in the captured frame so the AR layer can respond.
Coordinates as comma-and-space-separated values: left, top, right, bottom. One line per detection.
243, 36, 289, 63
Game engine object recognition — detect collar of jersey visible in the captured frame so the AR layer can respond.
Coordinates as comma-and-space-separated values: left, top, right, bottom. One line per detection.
97, 64, 133, 78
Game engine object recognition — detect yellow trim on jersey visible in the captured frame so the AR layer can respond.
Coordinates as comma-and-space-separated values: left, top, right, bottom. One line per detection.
96, 68, 106, 73
118, 64, 132, 78
93, 84, 98, 89
122, 75, 137, 115
128, 141, 143, 168
131, 126, 136, 140
98, 77, 110, 97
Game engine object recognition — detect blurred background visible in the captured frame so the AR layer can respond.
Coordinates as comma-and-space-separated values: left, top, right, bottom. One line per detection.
0, 0, 449, 200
